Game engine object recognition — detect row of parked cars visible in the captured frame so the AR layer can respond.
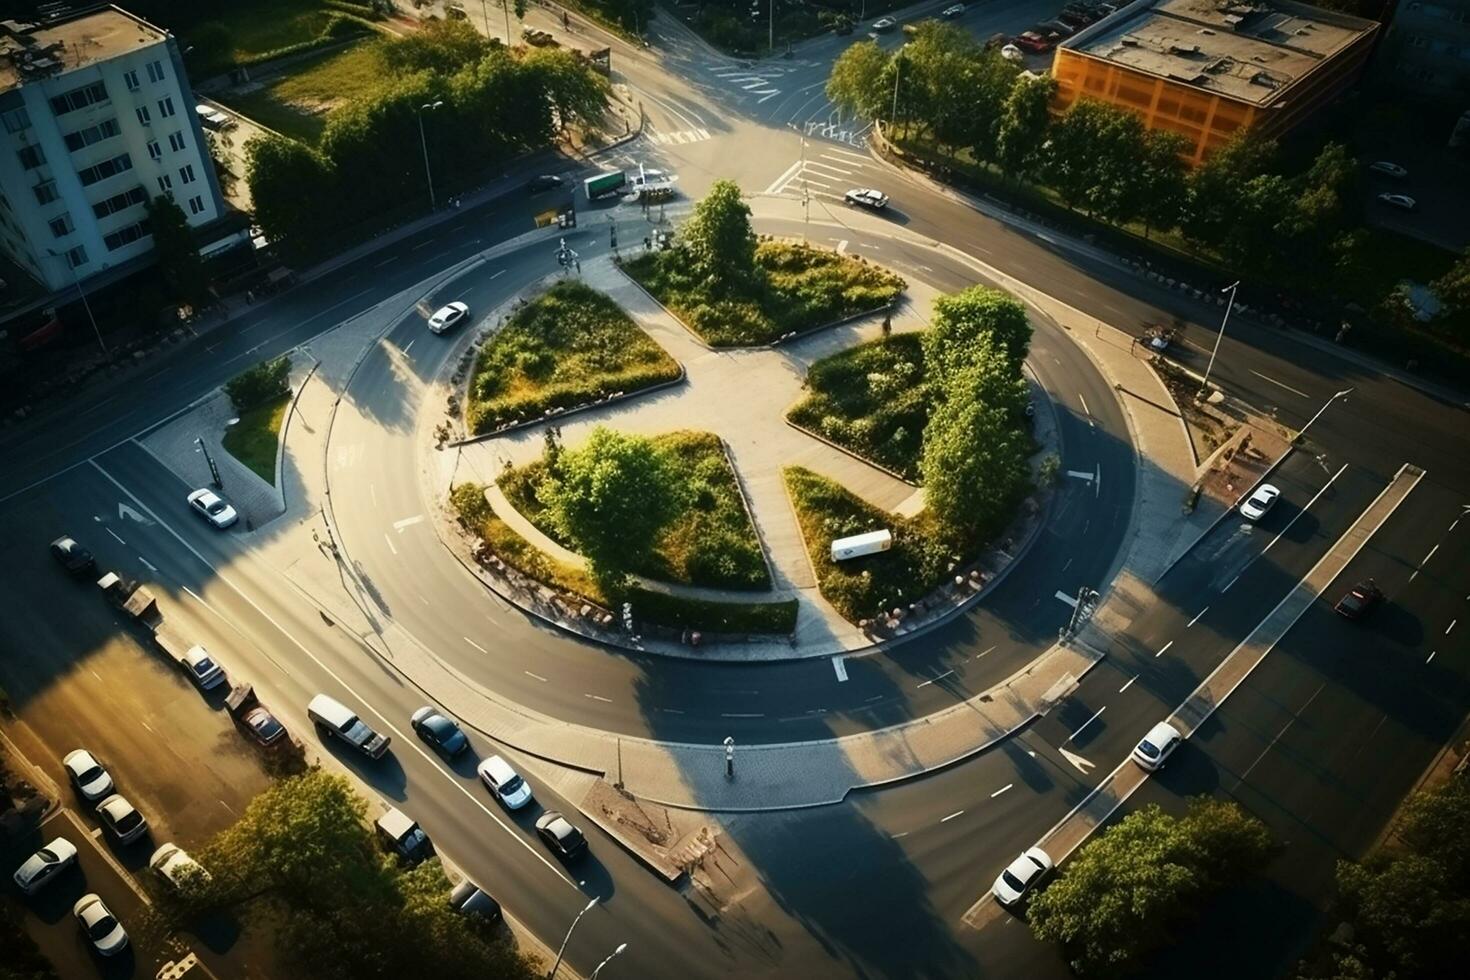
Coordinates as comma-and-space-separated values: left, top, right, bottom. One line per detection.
1007, 2, 1117, 55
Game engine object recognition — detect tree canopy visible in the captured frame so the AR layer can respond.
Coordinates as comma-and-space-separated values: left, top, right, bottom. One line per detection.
923, 284, 1032, 381
146, 194, 210, 310
681, 179, 759, 297
826, 40, 890, 122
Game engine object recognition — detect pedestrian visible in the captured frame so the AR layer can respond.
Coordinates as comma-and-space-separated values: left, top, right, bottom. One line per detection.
562, 10, 569, 30
881, 313, 892, 337
245, 289, 254, 304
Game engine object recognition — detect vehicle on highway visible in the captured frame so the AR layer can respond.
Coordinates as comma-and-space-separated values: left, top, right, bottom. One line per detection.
1239, 483, 1281, 521
872, 17, 897, 32
942, 4, 967, 17
1000, 43, 1024, 62
150, 843, 211, 892
1335, 579, 1384, 620
182, 645, 227, 691
96, 794, 149, 845
1377, 192, 1416, 211
410, 706, 468, 757
73, 893, 129, 957
50, 535, 96, 577
308, 694, 391, 758
427, 301, 470, 335
226, 684, 288, 747
477, 755, 534, 810
1367, 161, 1408, 179
844, 188, 889, 210
376, 807, 433, 865
187, 487, 238, 529
450, 879, 503, 925
526, 174, 564, 194
12, 837, 78, 894
535, 810, 588, 861
1012, 31, 1055, 54
992, 846, 1053, 907
1131, 721, 1183, 771
63, 749, 115, 802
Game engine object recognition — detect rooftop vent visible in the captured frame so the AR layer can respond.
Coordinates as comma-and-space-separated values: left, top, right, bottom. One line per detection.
1169, 43, 1202, 56
1250, 71, 1280, 89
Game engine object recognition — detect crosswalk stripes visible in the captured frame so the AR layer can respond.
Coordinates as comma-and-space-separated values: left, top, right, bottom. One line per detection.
646, 127, 712, 146
765, 147, 879, 197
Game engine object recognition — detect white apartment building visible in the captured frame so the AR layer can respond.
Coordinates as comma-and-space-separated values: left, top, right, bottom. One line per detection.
0, 5, 224, 293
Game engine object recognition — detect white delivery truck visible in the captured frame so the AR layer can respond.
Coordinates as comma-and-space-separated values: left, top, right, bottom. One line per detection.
831, 529, 893, 562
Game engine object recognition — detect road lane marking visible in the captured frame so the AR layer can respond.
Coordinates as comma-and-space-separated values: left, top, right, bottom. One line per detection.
524, 671, 547, 682
832, 656, 849, 681
1448, 620, 1458, 635
383, 533, 397, 555
1427, 650, 1437, 664
941, 810, 965, 823
864, 694, 884, 703
138, 556, 158, 572
1449, 519, 1458, 532
916, 668, 955, 688
1235, 682, 1326, 786
393, 515, 425, 531
1187, 606, 1209, 627
1156, 640, 1174, 658
1223, 573, 1242, 592
1066, 706, 1106, 743
1263, 464, 1348, 556
464, 637, 487, 653
891, 831, 910, 839
720, 711, 762, 717
402, 339, 415, 356
374, 256, 395, 268
990, 784, 1013, 799
1423, 544, 1440, 565
1055, 590, 1079, 608
105, 527, 126, 544
411, 238, 437, 250
1119, 675, 1137, 693
974, 646, 995, 659
1078, 393, 1094, 427
1249, 369, 1310, 398
586, 694, 613, 703
836, 239, 848, 253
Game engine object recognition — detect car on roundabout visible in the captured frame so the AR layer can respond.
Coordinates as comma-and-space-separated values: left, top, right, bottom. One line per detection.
427, 301, 470, 335
844, 188, 889, 210
1377, 193, 1416, 211
535, 810, 587, 861
942, 4, 967, 18
1239, 483, 1280, 521
992, 846, 1053, 907
187, 487, 238, 529
871, 17, 897, 33
1367, 161, 1407, 179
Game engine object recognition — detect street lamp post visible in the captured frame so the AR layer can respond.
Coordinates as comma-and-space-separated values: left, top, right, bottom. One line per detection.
590, 943, 628, 980
547, 897, 598, 980
416, 101, 444, 212
890, 56, 902, 133
45, 248, 108, 359
769, 0, 774, 51
195, 437, 222, 488
1296, 388, 1352, 444
1199, 280, 1239, 398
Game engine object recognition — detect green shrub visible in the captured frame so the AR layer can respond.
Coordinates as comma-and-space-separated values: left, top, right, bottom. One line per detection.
225, 356, 291, 412
624, 587, 797, 635
450, 482, 493, 528
235, 14, 374, 68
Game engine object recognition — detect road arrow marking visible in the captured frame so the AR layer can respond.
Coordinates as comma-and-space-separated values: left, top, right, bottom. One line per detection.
118, 503, 152, 524
1059, 747, 1097, 773
832, 656, 849, 682
1055, 590, 1079, 608
1066, 470, 1094, 482
393, 514, 425, 532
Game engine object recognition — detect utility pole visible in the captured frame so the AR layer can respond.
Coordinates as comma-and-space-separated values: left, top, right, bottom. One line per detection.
195, 437, 222, 488
1296, 388, 1352, 444
769, 0, 774, 52
1199, 280, 1238, 399
801, 136, 810, 239
417, 101, 443, 211
890, 56, 902, 134
480, 0, 490, 37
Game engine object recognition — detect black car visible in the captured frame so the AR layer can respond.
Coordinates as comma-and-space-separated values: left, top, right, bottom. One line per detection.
535, 811, 588, 861
526, 174, 563, 194
410, 706, 468, 756
50, 535, 96, 577
450, 880, 503, 925
1334, 580, 1384, 620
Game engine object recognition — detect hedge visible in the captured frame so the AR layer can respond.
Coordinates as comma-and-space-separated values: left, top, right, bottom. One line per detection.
235, 14, 375, 69
623, 587, 797, 635
225, 356, 291, 412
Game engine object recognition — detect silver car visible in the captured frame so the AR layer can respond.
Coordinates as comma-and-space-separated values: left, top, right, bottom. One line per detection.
1239, 483, 1280, 521
187, 488, 238, 528
427, 301, 469, 335
73, 893, 129, 956
13, 837, 78, 894
96, 794, 149, 845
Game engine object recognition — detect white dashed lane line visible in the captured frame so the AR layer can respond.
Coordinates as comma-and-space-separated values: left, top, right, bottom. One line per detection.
990, 784, 1013, 799
1155, 640, 1174, 658
1187, 606, 1208, 627
464, 637, 487, 654
940, 810, 965, 823
585, 694, 613, 704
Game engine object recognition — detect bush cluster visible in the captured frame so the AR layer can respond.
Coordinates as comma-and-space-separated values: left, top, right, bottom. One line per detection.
224, 356, 291, 412
624, 587, 797, 634
235, 13, 373, 69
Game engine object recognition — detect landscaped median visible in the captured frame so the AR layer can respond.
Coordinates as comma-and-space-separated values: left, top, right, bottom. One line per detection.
221, 355, 294, 485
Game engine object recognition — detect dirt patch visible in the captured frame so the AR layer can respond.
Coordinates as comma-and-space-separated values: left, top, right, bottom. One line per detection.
1149, 355, 1244, 464
1196, 421, 1294, 513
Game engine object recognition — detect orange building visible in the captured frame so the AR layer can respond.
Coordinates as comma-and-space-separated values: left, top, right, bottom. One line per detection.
1051, 0, 1380, 166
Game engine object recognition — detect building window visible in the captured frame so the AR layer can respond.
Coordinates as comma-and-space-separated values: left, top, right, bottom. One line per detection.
146, 60, 166, 83
33, 180, 59, 205
63, 117, 121, 152
157, 96, 176, 118
179, 163, 196, 184
92, 185, 148, 219
123, 69, 140, 91
49, 213, 75, 238
168, 130, 186, 152
77, 153, 134, 186
187, 194, 205, 215
65, 245, 88, 269
17, 144, 46, 170
136, 105, 151, 126
103, 219, 151, 251
147, 138, 162, 160
1, 106, 31, 133
157, 174, 173, 194
49, 81, 109, 116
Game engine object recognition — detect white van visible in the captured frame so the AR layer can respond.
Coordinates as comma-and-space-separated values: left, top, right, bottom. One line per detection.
307, 694, 390, 759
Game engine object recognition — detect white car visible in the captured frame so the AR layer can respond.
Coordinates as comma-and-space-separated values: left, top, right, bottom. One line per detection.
1239, 483, 1280, 521
477, 755, 534, 809
96, 794, 149, 845
1131, 721, 1183, 771
150, 843, 211, 892
63, 748, 114, 802
187, 488, 238, 529
182, 645, 227, 691
942, 4, 967, 17
1000, 43, 1024, 62
872, 17, 897, 32
1367, 161, 1407, 179
992, 846, 1053, 907
844, 188, 889, 210
1377, 192, 1416, 211
427, 301, 469, 335
12, 837, 79, 894
73, 893, 129, 957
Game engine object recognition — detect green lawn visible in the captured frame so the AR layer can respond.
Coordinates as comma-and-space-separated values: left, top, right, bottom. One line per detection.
213, 0, 340, 61
498, 431, 770, 591
222, 393, 291, 485
622, 240, 905, 347
467, 280, 681, 435
216, 39, 389, 144
787, 333, 928, 480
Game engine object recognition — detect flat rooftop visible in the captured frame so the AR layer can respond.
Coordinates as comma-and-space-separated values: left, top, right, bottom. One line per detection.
1, 6, 167, 94
1062, 0, 1377, 107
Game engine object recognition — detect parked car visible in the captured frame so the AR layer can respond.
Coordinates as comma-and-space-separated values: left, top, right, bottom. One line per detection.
522, 27, 557, 47
526, 174, 564, 194
450, 879, 503, 925
1012, 31, 1055, 54
150, 843, 211, 892
1036, 19, 1076, 37
427, 301, 469, 335
73, 894, 129, 957
187, 488, 238, 529
241, 704, 287, 746
96, 794, 149, 845
844, 188, 889, 210
535, 811, 588, 861
1059, 7, 1099, 28
1377, 192, 1416, 211
992, 847, 1053, 907
376, 807, 433, 864
1239, 483, 1280, 521
181, 645, 227, 691
307, 694, 390, 759
12, 837, 78, 895
1367, 161, 1407, 179
871, 17, 897, 33
1131, 721, 1183, 771
1000, 43, 1024, 62
477, 755, 534, 809
410, 706, 468, 757
50, 535, 96, 577
63, 749, 114, 802
1334, 579, 1384, 620
942, 4, 967, 18
194, 103, 231, 131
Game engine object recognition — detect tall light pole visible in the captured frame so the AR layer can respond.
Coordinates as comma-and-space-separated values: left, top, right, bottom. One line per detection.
590, 943, 628, 980
890, 55, 902, 134
45, 248, 107, 359
1199, 280, 1239, 399
417, 100, 443, 212
1296, 388, 1351, 443
480, 0, 490, 37
500, 0, 512, 41
769, 0, 774, 51
800, 136, 810, 239
548, 897, 598, 979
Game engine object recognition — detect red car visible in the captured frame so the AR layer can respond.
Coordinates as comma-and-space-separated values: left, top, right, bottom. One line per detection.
1012, 31, 1054, 54
1334, 580, 1384, 620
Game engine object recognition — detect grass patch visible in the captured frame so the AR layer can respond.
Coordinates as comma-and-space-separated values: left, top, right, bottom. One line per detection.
498, 431, 770, 590
213, 0, 340, 61
451, 483, 792, 634
622, 240, 905, 347
467, 280, 681, 435
785, 466, 972, 625
787, 333, 928, 479
221, 393, 291, 485
216, 39, 390, 144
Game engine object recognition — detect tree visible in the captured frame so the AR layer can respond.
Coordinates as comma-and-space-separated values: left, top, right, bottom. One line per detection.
681, 179, 758, 297
1430, 248, 1470, 318
1336, 852, 1470, 978
923, 284, 1032, 381
1028, 798, 1273, 977
1045, 99, 1148, 224
996, 73, 1055, 184
920, 341, 1031, 538
521, 47, 610, 132
826, 40, 890, 122
1185, 130, 1277, 252
381, 16, 490, 75
541, 427, 684, 587
1135, 129, 1191, 238
244, 135, 338, 260
1394, 772, 1470, 882
146, 195, 210, 310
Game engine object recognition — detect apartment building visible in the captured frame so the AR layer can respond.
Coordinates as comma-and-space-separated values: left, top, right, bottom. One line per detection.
1378, 0, 1470, 100
0, 5, 224, 292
